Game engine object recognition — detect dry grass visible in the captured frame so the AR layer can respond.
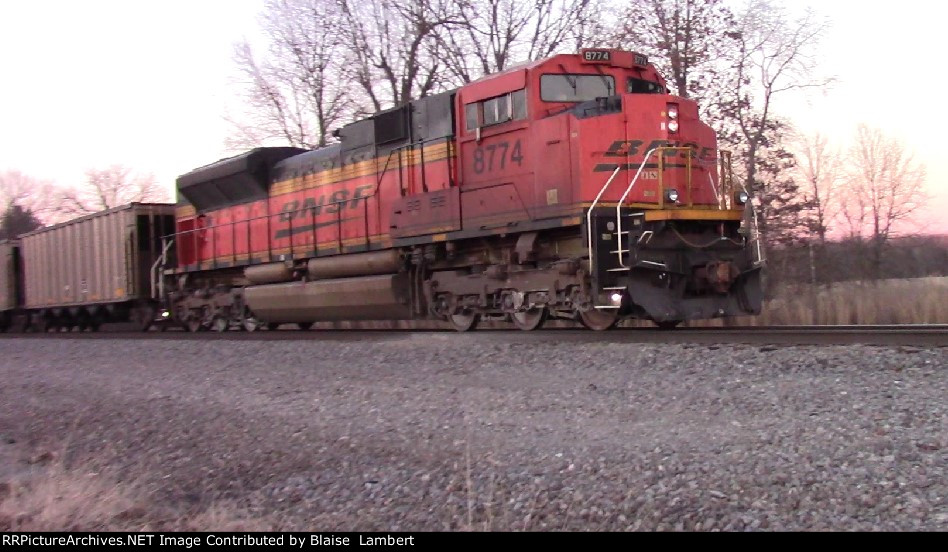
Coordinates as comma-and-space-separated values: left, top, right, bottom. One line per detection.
0, 462, 148, 531
740, 276, 948, 326
0, 457, 271, 531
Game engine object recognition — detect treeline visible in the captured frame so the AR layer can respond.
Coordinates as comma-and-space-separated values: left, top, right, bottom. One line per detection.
766, 236, 948, 288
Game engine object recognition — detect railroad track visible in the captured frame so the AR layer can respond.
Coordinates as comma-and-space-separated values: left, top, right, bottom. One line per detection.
2, 324, 945, 347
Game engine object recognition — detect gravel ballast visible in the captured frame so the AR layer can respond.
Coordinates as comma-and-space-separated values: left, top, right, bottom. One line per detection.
0, 335, 945, 531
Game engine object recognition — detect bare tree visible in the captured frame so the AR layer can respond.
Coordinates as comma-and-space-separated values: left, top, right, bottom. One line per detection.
338, 0, 461, 109
59, 165, 169, 216
437, 0, 601, 85
705, 0, 832, 254
721, 0, 831, 196
230, 0, 353, 148
796, 132, 841, 244
842, 124, 927, 277
0, 170, 60, 223
612, 0, 731, 104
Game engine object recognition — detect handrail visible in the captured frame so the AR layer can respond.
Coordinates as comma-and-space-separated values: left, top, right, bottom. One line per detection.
585, 165, 622, 272
151, 237, 174, 299
614, 147, 662, 268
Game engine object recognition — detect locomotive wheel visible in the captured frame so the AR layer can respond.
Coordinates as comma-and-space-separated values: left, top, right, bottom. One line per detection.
295, 322, 315, 331
186, 317, 206, 333
578, 309, 619, 331
266, 322, 280, 331
511, 307, 547, 331
449, 310, 479, 332
654, 320, 682, 330
210, 316, 229, 333
241, 310, 260, 332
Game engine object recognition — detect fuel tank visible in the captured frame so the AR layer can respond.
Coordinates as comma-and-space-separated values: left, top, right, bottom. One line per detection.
244, 273, 411, 322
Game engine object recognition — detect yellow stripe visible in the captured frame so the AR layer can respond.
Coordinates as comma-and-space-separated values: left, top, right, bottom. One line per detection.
270, 142, 451, 196
643, 209, 744, 221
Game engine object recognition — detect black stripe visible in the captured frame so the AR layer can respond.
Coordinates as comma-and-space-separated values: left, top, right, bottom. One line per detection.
593, 162, 691, 173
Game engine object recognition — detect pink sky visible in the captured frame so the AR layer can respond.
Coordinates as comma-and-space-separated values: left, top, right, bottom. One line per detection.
0, 0, 944, 234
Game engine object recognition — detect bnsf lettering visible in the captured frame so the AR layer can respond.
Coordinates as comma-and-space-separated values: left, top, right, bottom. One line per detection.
279, 184, 373, 222
602, 139, 714, 161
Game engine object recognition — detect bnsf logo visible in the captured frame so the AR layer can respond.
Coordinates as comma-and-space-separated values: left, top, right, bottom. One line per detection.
278, 184, 374, 221
603, 139, 716, 161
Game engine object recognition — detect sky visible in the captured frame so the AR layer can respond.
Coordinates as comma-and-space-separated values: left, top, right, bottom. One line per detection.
0, 0, 945, 233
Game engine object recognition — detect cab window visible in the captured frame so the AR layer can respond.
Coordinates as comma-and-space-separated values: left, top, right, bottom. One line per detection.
541, 74, 615, 102
627, 77, 665, 94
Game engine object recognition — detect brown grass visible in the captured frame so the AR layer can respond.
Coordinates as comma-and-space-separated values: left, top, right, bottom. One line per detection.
737, 276, 948, 326
0, 459, 271, 532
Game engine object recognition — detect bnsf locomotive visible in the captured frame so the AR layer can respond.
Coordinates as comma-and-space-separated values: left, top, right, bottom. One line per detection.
166, 48, 762, 332
0, 48, 763, 333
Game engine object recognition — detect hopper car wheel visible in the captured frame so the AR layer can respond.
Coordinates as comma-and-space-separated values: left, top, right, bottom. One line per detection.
296, 322, 315, 331
653, 320, 682, 330
579, 309, 619, 332
449, 310, 479, 332
511, 307, 547, 331
211, 316, 229, 333
266, 323, 280, 331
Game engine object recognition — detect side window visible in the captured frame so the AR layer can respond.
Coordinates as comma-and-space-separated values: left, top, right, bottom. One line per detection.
465, 103, 479, 131
469, 89, 528, 130
511, 89, 527, 120
483, 96, 510, 126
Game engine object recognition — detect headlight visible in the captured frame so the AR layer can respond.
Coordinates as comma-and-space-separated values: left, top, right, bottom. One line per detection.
610, 292, 623, 303
665, 189, 679, 203
667, 120, 679, 133
667, 106, 679, 119
735, 190, 749, 205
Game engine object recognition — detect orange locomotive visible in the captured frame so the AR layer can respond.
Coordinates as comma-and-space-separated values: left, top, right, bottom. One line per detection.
164, 48, 763, 331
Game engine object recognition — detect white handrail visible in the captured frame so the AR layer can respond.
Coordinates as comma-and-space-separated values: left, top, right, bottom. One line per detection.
614, 147, 662, 268
585, 165, 622, 272
151, 238, 174, 300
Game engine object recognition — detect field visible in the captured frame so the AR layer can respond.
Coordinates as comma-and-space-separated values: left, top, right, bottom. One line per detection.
739, 277, 948, 326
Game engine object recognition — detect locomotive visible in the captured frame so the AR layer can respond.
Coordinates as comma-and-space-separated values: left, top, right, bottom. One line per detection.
165, 48, 763, 331
0, 48, 763, 333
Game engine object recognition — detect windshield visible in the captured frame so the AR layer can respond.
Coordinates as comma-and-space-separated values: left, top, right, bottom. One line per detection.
541, 74, 615, 102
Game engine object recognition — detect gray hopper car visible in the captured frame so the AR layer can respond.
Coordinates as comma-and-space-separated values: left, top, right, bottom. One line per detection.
2, 203, 176, 331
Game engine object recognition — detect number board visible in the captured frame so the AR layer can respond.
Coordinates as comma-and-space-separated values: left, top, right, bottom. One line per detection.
633, 53, 649, 66
581, 49, 612, 63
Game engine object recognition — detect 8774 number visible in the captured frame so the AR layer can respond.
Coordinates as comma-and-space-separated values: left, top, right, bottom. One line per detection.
473, 140, 523, 174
